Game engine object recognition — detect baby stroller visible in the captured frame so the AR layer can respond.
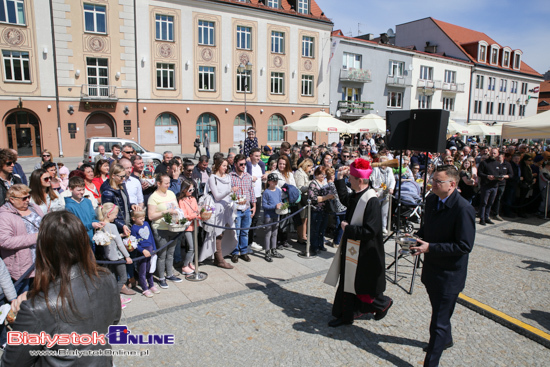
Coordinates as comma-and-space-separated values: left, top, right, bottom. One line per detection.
390, 180, 423, 233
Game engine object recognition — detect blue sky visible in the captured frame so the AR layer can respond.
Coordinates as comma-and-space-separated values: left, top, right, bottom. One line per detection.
315, 0, 549, 75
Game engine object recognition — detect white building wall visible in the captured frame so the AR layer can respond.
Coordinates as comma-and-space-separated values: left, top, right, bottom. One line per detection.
35, 0, 56, 96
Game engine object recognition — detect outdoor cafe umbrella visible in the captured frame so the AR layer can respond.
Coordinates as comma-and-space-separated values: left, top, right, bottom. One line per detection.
283, 111, 352, 133
467, 121, 502, 136
347, 113, 386, 135
447, 119, 471, 135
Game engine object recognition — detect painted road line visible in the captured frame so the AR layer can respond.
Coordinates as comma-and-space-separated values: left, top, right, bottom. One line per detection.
458, 293, 550, 349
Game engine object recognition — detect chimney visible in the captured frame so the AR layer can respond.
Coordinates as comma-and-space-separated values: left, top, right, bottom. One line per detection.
424, 41, 438, 53
356, 33, 375, 41
379, 33, 389, 44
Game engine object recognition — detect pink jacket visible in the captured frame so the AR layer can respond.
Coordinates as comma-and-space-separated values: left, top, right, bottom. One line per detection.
0, 203, 44, 280
179, 197, 199, 232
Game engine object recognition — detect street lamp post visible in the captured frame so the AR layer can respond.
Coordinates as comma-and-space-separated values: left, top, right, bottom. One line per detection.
237, 62, 253, 126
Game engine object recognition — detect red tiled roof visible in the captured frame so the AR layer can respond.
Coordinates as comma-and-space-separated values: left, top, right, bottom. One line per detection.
431, 18, 542, 77
331, 30, 472, 66
216, 0, 331, 22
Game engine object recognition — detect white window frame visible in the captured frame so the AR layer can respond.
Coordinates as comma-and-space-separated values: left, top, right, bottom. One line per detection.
490, 45, 499, 65
2, 50, 30, 82
84, 3, 106, 34
476, 75, 484, 89
236, 69, 251, 93
155, 14, 174, 41
86, 57, 109, 96
389, 60, 404, 77
478, 42, 487, 62
0, 0, 25, 25
444, 70, 456, 84
419, 65, 433, 81
513, 51, 522, 70
198, 20, 215, 46
387, 91, 402, 108
488, 77, 495, 91
198, 66, 215, 91
511, 81, 518, 94
297, 0, 308, 14
156, 63, 175, 90
342, 52, 361, 69
442, 97, 454, 111
519, 105, 526, 117
521, 82, 528, 95
237, 26, 252, 50
343, 87, 361, 101
497, 102, 506, 115
301, 74, 314, 96
474, 100, 482, 114
502, 49, 511, 68
302, 36, 314, 58
418, 95, 431, 109
271, 31, 284, 54
486, 101, 494, 114
500, 79, 507, 92
270, 72, 284, 95
509, 103, 515, 116
267, 0, 279, 8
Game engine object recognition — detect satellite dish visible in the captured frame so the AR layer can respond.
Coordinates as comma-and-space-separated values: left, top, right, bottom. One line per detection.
408, 64, 414, 71
387, 28, 395, 37
336, 110, 342, 118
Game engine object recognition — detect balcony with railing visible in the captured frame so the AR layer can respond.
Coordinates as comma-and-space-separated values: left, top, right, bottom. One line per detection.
417, 79, 442, 89
336, 100, 374, 119
386, 75, 413, 88
442, 82, 465, 93
340, 68, 372, 83
80, 85, 118, 101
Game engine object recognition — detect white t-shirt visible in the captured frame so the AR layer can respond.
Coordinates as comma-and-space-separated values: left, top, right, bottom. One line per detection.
250, 163, 263, 198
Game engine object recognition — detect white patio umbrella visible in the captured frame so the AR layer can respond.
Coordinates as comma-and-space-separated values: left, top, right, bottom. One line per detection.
447, 120, 471, 135
347, 114, 386, 135
283, 111, 352, 133
467, 121, 502, 136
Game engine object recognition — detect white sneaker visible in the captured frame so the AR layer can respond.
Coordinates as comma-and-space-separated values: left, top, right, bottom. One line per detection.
250, 242, 262, 251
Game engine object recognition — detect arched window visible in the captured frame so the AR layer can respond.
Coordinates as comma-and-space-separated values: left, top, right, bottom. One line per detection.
5, 110, 41, 157
268, 114, 285, 141
233, 113, 253, 142
155, 113, 179, 145
196, 113, 218, 143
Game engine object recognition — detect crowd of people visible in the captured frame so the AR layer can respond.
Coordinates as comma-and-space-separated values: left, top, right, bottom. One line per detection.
0, 129, 547, 361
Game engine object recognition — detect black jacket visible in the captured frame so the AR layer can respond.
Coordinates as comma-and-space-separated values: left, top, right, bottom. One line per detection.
2, 265, 120, 367
0, 174, 22, 205
100, 180, 131, 233
478, 157, 500, 187
417, 189, 476, 294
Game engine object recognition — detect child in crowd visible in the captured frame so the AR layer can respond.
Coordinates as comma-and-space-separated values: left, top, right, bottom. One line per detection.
177, 180, 198, 275
262, 173, 285, 262
131, 210, 160, 297
98, 203, 134, 308
58, 165, 70, 191
411, 163, 422, 180
64, 176, 103, 253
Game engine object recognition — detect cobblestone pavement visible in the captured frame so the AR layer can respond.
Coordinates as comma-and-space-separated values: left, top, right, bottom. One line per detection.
112, 218, 550, 366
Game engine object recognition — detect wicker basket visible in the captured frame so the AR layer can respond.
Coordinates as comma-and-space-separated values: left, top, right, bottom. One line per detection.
200, 211, 213, 221
168, 222, 190, 233
275, 207, 289, 215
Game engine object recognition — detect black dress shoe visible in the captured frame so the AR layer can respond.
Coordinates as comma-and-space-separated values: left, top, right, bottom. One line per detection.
422, 341, 454, 352
239, 254, 251, 262
485, 218, 495, 225
328, 318, 353, 327
231, 255, 239, 263
374, 299, 393, 321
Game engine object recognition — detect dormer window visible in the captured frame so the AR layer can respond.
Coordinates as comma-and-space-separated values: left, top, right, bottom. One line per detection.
297, 0, 309, 14
478, 41, 488, 63
267, 0, 279, 8
502, 47, 511, 68
513, 50, 522, 70
490, 45, 500, 65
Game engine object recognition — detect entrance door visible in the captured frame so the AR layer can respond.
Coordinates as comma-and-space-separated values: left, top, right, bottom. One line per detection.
5, 111, 41, 157
85, 113, 115, 138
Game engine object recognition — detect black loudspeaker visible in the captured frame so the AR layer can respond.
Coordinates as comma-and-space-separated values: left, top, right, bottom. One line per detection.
408, 109, 449, 153
386, 110, 410, 150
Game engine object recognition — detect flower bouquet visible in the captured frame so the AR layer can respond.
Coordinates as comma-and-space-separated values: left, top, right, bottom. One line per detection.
93, 229, 115, 247
200, 205, 215, 221
162, 209, 189, 232
275, 202, 290, 215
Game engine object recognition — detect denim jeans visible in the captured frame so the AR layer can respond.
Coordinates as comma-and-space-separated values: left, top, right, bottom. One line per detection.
333, 212, 346, 245
311, 210, 328, 252
153, 229, 178, 279
232, 208, 251, 255
479, 186, 497, 220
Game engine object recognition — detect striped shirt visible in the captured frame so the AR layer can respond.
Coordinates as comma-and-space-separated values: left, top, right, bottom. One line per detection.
230, 171, 257, 211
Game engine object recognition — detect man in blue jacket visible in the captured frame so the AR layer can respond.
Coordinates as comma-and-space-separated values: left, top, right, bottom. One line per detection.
411, 165, 476, 367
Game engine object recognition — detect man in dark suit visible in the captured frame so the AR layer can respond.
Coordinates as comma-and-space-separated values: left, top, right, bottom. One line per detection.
411, 165, 476, 367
